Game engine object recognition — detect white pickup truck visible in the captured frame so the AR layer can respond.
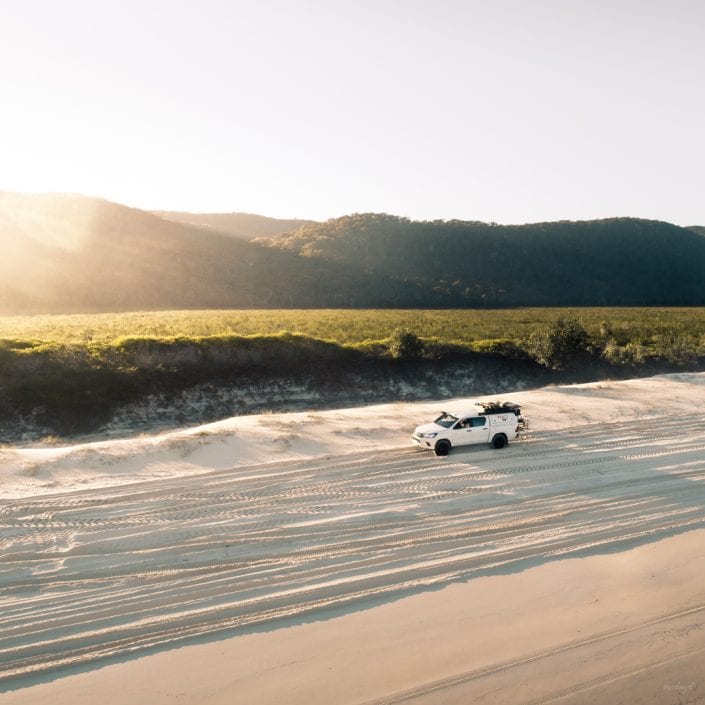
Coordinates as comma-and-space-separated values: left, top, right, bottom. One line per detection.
412, 401, 524, 456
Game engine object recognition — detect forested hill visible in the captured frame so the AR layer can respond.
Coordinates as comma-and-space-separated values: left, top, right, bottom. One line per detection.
263, 214, 705, 306
0, 194, 398, 314
1, 194, 705, 314
153, 210, 316, 240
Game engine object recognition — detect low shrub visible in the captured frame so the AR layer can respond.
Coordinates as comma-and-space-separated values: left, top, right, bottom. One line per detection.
601, 341, 649, 366
468, 338, 527, 358
388, 330, 424, 359
523, 316, 591, 370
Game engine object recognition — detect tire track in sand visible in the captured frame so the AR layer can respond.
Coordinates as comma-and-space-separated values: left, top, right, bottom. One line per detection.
2, 413, 705, 684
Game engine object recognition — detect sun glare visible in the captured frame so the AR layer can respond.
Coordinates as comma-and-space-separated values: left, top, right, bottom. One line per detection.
0, 193, 102, 303
0, 193, 99, 252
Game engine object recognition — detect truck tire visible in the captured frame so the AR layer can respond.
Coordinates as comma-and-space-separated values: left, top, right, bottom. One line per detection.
434, 439, 451, 456
491, 434, 507, 449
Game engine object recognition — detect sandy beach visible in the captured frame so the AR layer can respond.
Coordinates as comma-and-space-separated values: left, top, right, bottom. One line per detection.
2, 372, 705, 703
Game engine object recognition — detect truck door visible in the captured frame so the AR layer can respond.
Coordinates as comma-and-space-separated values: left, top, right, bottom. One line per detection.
449, 418, 473, 446
469, 416, 490, 443
451, 417, 489, 446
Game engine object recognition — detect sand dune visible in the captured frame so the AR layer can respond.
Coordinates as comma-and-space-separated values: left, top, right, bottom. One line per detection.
2, 371, 705, 500
2, 373, 705, 703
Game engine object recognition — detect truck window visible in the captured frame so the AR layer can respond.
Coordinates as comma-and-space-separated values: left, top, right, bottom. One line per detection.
470, 417, 487, 427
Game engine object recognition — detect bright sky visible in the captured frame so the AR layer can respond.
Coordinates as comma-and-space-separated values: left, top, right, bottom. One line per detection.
1, 0, 703, 224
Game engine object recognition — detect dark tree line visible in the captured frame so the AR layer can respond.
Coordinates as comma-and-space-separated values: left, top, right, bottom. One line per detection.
2, 195, 705, 314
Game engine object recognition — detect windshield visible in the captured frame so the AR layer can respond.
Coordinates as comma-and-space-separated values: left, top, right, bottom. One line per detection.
434, 413, 458, 428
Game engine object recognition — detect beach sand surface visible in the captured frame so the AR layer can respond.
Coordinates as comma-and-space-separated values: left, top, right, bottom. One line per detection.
2, 373, 705, 703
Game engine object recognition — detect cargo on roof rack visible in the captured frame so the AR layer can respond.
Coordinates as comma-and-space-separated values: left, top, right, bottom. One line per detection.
475, 401, 522, 415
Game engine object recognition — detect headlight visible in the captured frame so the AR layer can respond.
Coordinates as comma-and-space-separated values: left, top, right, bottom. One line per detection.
418, 432, 437, 438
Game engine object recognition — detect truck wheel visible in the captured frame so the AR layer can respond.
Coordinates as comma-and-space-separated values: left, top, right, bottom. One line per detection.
434, 440, 451, 456
491, 434, 507, 449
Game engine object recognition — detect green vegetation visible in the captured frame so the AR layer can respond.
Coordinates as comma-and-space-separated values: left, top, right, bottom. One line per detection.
2, 307, 705, 346
388, 330, 425, 359
524, 316, 591, 370
2, 308, 705, 437
264, 213, 705, 307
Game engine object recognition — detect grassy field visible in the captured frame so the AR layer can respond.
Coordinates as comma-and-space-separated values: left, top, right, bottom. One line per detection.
2, 308, 704, 439
2, 308, 705, 345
